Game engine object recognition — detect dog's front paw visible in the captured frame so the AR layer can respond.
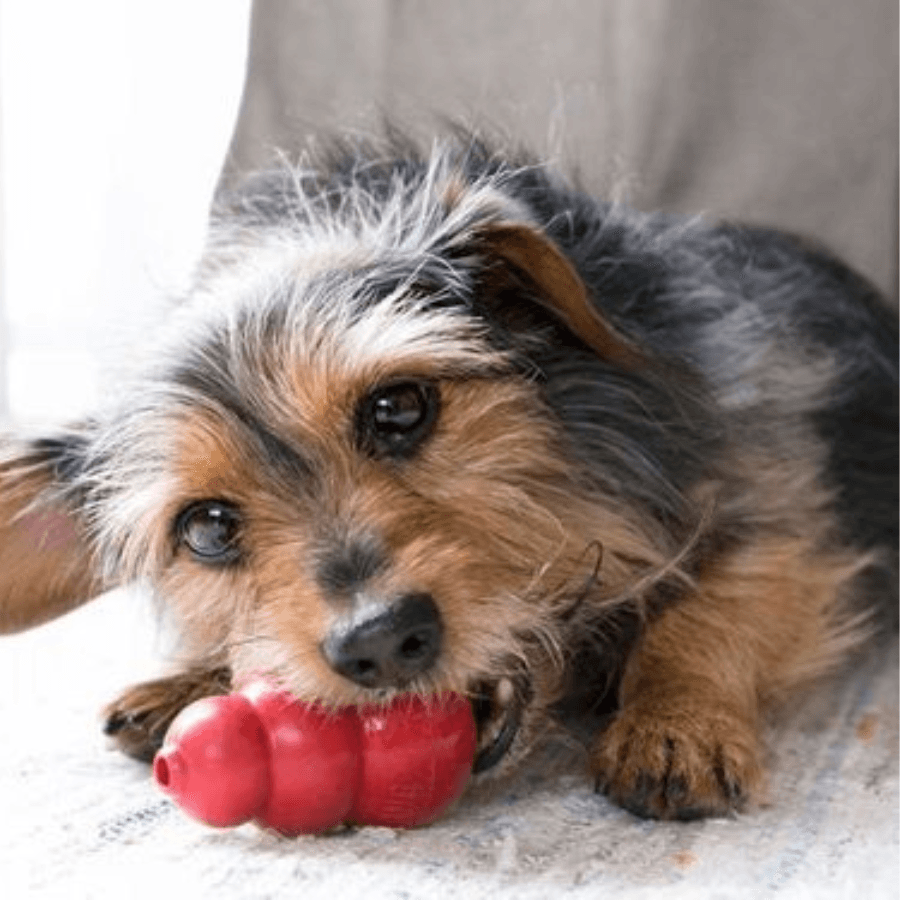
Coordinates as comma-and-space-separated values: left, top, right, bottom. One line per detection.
591, 702, 764, 820
103, 666, 231, 763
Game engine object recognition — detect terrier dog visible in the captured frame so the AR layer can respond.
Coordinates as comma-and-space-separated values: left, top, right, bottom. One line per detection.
0, 134, 896, 821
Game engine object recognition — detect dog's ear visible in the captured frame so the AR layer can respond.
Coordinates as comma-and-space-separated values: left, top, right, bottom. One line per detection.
476, 223, 642, 368
0, 433, 105, 634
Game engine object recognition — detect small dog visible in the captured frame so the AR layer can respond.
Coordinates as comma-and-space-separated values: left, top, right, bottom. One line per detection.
1, 133, 896, 821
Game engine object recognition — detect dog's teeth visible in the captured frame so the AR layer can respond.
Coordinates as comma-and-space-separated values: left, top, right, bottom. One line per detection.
496, 676, 514, 706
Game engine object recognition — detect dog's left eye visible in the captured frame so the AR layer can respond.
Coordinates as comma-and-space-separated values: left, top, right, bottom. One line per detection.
175, 500, 243, 564
356, 381, 440, 459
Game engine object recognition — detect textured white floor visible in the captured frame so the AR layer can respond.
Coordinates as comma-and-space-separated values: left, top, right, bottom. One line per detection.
2, 587, 897, 900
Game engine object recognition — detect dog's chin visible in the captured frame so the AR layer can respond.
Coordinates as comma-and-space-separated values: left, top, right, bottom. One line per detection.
470, 674, 534, 776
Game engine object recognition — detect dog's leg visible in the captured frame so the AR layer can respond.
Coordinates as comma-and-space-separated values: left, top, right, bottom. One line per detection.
103, 666, 232, 762
591, 535, 864, 819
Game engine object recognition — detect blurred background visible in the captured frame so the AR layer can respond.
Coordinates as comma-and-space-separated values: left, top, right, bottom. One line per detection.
0, 0, 250, 425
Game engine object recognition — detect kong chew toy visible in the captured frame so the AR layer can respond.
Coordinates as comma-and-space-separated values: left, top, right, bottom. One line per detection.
153, 679, 477, 835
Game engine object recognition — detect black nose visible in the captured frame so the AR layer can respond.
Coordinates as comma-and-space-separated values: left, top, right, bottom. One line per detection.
321, 593, 443, 688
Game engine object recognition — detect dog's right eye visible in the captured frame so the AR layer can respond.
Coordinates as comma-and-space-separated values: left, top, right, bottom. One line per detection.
175, 500, 243, 564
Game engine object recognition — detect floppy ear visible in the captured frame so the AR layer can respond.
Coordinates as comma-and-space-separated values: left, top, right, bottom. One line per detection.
476, 223, 642, 369
0, 435, 105, 634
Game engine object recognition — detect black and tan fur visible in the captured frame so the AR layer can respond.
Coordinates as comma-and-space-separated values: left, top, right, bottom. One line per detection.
1, 134, 896, 821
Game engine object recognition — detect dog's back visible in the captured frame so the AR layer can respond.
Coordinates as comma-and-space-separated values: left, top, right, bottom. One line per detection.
490, 157, 898, 625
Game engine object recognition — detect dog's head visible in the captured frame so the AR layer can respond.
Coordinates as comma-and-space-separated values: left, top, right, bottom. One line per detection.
0, 139, 712, 773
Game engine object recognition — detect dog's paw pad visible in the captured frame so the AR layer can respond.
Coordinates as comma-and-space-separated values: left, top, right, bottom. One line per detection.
591, 705, 763, 820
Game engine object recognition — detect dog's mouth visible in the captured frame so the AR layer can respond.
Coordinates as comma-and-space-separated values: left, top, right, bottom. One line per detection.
470, 674, 533, 774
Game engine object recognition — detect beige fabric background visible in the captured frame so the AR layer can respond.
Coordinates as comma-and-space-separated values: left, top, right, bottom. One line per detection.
225, 0, 898, 301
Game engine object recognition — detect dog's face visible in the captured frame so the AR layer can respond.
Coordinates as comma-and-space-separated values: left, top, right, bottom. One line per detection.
0, 145, 673, 773
153, 315, 578, 770
101, 225, 655, 771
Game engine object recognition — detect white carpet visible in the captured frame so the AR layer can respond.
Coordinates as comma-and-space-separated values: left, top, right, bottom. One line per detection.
2, 587, 897, 899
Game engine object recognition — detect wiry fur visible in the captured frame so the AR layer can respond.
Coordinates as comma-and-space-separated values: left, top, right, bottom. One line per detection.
1, 133, 896, 821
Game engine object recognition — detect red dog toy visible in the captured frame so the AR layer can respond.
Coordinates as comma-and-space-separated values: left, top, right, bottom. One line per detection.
153, 680, 477, 835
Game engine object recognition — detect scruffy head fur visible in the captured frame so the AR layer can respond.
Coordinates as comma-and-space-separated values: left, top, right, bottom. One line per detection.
1, 133, 896, 819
